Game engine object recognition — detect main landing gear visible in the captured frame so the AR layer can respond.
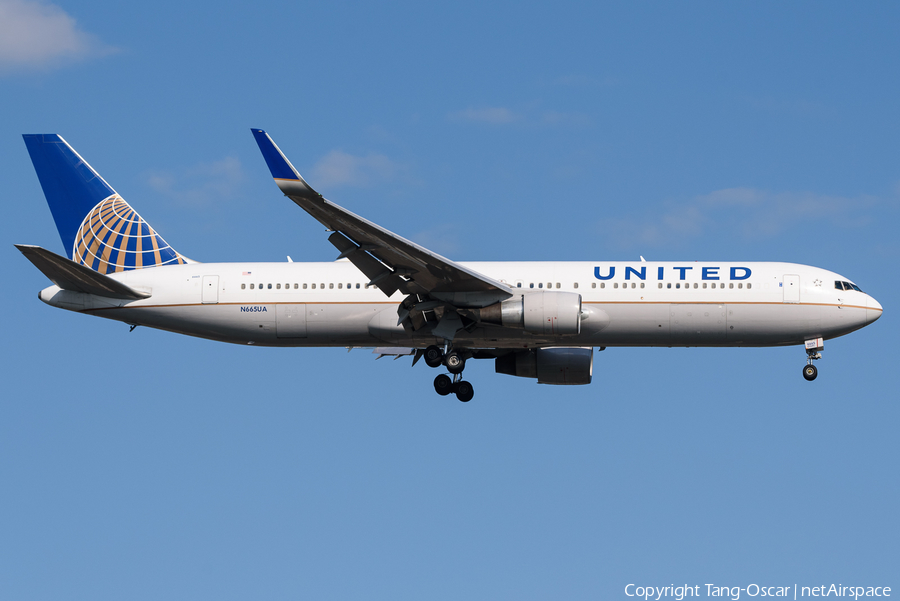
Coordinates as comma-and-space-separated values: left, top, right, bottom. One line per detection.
802, 338, 823, 381
425, 344, 474, 402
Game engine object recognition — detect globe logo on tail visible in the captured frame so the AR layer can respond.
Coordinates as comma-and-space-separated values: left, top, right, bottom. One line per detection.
72, 194, 186, 274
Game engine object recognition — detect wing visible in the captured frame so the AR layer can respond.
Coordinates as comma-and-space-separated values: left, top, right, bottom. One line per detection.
251, 129, 512, 305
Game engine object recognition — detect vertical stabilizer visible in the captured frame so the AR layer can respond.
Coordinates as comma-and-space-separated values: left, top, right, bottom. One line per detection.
23, 134, 187, 273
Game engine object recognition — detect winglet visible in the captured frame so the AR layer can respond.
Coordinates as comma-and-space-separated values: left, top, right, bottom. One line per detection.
251, 129, 323, 202
251, 129, 303, 180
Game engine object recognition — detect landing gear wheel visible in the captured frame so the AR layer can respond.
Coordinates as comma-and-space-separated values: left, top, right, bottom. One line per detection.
803, 364, 818, 381
424, 345, 444, 368
455, 380, 474, 402
445, 351, 466, 374
434, 374, 453, 395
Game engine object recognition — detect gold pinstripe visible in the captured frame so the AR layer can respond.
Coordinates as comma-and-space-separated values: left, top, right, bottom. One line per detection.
84, 300, 879, 312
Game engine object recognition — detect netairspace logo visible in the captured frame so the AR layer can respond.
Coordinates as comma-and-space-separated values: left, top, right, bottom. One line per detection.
624, 584, 891, 601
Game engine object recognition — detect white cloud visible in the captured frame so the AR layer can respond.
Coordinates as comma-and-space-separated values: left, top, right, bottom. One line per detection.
448, 107, 520, 124
147, 157, 245, 206
0, 0, 115, 72
604, 187, 876, 249
310, 150, 405, 188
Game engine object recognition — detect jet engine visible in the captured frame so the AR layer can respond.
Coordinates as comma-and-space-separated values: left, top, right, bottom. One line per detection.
495, 347, 593, 385
478, 291, 582, 335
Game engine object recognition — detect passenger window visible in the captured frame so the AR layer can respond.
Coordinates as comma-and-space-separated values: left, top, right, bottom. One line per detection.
658, 283, 663, 289
738, 283, 743, 289
538, 283, 543, 289
338, 283, 343, 289
574, 283, 579, 289
591, 283, 596, 289
276, 283, 281, 289
676, 283, 680, 289
632, 283, 637, 289
320, 283, 324, 289
303, 283, 308, 289
667, 283, 671, 289
547, 283, 552, 289
356, 283, 360, 289
702, 283, 707, 289
729, 283, 734, 289
614, 283, 618, 289
747, 283, 752, 289
600, 283, 605, 289
556, 283, 561, 289
517, 282, 522, 288
640, 283, 645, 289
329, 283, 334, 289
241, 283, 246, 290
312, 284, 316, 289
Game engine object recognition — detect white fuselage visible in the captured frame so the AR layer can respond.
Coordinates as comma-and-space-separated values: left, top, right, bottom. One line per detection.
38, 260, 883, 349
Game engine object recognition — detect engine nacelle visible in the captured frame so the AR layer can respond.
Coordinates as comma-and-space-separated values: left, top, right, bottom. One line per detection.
479, 291, 582, 335
495, 347, 593, 385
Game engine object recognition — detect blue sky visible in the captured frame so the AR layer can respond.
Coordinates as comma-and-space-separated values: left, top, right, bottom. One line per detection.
1, 2, 898, 599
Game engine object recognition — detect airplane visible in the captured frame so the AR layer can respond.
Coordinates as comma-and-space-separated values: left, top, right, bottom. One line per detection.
17, 130, 883, 402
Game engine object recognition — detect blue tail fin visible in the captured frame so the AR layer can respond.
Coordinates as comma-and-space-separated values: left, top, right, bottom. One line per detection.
23, 134, 188, 273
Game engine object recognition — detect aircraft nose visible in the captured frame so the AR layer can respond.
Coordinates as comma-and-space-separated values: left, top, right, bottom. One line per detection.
866, 295, 883, 324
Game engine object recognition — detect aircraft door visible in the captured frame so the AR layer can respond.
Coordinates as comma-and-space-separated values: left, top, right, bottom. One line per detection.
202, 275, 219, 304
276, 304, 307, 338
783, 274, 800, 303
670, 304, 726, 343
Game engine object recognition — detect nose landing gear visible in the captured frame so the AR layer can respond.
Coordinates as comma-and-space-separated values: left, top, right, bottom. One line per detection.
802, 338, 823, 381
425, 344, 475, 401
802, 363, 818, 381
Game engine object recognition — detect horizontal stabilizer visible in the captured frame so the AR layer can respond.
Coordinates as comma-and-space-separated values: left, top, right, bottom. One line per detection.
15, 244, 151, 300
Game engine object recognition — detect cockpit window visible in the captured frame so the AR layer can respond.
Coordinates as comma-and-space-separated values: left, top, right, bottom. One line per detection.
836, 280, 863, 292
